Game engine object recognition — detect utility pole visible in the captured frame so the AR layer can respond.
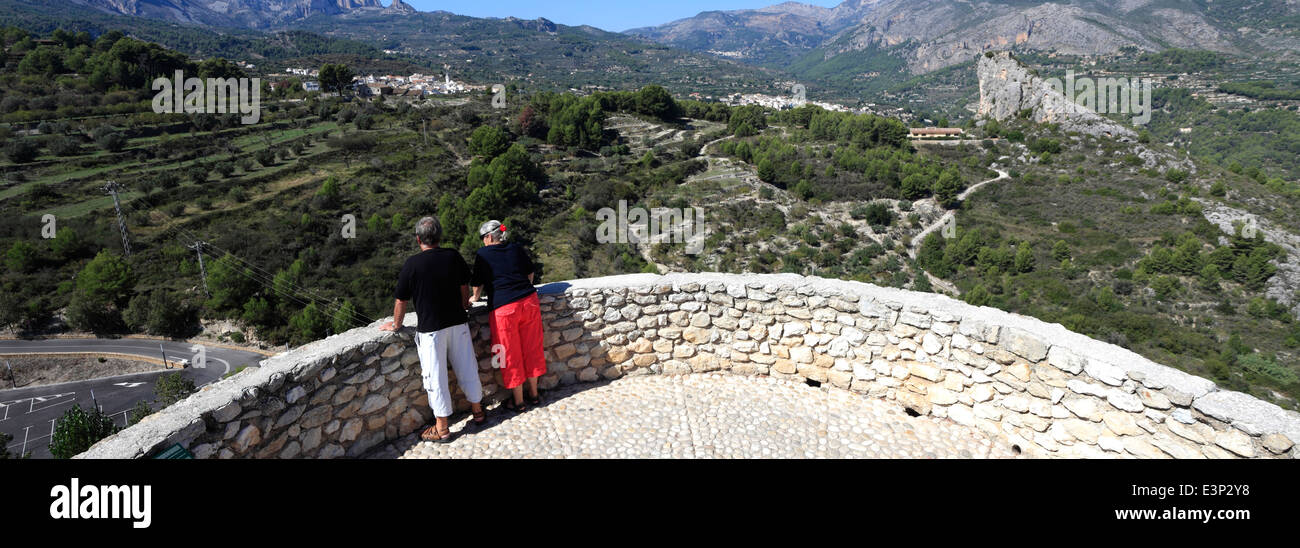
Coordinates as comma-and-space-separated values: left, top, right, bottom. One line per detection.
159, 343, 170, 369
189, 241, 209, 296
104, 181, 131, 257
5, 360, 13, 389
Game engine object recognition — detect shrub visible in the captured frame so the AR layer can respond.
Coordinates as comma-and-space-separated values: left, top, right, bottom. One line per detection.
4, 139, 40, 163
49, 404, 119, 459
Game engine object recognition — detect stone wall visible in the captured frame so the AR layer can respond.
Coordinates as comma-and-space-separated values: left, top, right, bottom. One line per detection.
81, 273, 1300, 459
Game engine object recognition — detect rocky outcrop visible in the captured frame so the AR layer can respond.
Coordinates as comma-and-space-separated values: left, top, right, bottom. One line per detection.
1200, 201, 1300, 318
384, 0, 415, 15
79, 273, 1298, 459
977, 51, 1137, 139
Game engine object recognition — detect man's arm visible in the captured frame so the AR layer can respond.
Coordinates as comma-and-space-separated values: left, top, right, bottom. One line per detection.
461, 285, 471, 310
470, 285, 482, 303
379, 299, 407, 331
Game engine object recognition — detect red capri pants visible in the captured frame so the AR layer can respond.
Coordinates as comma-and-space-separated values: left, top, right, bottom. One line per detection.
490, 293, 547, 390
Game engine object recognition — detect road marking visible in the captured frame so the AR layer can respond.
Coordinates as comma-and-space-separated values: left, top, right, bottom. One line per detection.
21, 425, 29, 455
1, 391, 77, 407
113, 382, 146, 388
211, 357, 231, 377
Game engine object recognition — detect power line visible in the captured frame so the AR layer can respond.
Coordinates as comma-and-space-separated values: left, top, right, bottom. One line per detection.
111, 190, 377, 327
116, 192, 357, 314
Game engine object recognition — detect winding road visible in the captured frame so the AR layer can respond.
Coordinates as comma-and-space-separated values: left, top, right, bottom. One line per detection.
0, 338, 269, 458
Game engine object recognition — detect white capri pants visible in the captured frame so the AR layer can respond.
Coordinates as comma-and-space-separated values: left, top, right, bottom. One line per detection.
415, 323, 483, 418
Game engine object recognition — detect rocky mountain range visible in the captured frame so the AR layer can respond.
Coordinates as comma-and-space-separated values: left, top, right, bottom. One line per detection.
64, 0, 387, 27
624, 1, 881, 64
630, 0, 1300, 75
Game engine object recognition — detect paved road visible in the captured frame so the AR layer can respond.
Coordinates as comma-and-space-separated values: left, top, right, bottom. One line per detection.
0, 338, 268, 458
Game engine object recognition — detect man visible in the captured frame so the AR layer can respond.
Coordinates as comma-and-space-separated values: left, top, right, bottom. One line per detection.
380, 216, 485, 443
471, 220, 546, 412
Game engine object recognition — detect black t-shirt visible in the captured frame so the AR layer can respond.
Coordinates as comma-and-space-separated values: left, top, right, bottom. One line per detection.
394, 247, 471, 333
472, 242, 537, 310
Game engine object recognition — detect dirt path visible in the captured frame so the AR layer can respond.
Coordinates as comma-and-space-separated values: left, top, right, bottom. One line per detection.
909, 167, 1009, 259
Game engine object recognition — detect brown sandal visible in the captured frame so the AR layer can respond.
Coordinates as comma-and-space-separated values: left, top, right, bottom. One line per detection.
421, 425, 452, 444
472, 408, 487, 425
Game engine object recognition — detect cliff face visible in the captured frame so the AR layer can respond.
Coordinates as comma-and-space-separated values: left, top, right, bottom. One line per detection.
826, 0, 1241, 74
976, 51, 1136, 139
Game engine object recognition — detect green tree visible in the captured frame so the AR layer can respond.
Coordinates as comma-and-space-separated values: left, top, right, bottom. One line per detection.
127, 400, 152, 425
917, 232, 954, 277
289, 302, 330, 343
75, 251, 134, 305
123, 291, 193, 337
49, 403, 119, 459
634, 85, 681, 120
4, 138, 40, 163
756, 158, 776, 183
5, 241, 39, 272
728, 105, 767, 137
206, 254, 257, 313
154, 373, 196, 407
314, 176, 341, 209
1198, 264, 1221, 292
319, 63, 355, 95
93, 129, 127, 153
1013, 242, 1036, 273
900, 173, 930, 200
933, 169, 963, 208
242, 296, 276, 327
1051, 240, 1072, 262
332, 300, 358, 334
50, 228, 85, 259
65, 291, 121, 333
469, 126, 511, 160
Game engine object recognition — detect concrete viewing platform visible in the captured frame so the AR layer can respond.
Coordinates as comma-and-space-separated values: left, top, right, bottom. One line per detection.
79, 273, 1300, 460
370, 374, 1018, 459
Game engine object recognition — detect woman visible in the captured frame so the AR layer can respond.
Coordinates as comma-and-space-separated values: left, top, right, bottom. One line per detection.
470, 220, 546, 412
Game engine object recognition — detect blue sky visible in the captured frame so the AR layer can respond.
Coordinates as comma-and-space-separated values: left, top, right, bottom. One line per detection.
403, 1, 842, 32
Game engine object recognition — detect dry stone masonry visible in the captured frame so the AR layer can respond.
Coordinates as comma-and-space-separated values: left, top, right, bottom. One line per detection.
80, 273, 1299, 459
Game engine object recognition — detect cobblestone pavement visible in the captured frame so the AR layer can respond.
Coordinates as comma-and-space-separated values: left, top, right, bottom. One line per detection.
370, 374, 1021, 459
